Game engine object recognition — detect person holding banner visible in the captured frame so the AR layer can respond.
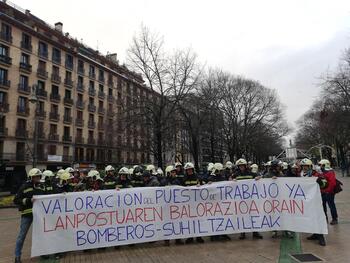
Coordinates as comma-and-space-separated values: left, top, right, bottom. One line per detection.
41, 170, 56, 195
233, 158, 263, 240
183, 162, 205, 244
131, 165, 145, 187
55, 171, 74, 193
115, 167, 133, 189
300, 158, 327, 246
13, 168, 46, 263
103, 165, 117, 190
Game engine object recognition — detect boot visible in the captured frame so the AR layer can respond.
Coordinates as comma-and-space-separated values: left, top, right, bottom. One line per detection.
164, 240, 170, 246
272, 231, 278, 238
196, 237, 204, 243
15, 257, 21, 263
318, 235, 326, 246
239, 233, 246, 240
253, 232, 263, 239
307, 234, 318, 240
330, 219, 338, 225
175, 239, 184, 245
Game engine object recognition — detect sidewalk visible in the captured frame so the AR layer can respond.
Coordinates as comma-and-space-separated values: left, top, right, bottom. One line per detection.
1, 176, 349, 263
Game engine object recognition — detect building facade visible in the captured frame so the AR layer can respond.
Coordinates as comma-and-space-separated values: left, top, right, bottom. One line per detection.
0, 1, 152, 191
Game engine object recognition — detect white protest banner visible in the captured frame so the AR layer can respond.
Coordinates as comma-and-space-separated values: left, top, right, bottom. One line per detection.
31, 178, 327, 257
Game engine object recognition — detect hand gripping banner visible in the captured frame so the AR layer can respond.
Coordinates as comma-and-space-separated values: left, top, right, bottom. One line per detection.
31, 178, 327, 256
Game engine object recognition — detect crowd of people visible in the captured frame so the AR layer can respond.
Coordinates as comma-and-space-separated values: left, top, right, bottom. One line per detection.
13, 158, 340, 262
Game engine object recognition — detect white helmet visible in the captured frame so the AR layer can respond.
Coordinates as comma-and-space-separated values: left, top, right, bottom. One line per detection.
28, 168, 42, 178
207, 163, 214, 173
65, 167, 74, 173
282, 162, 288, 170
105, 165, 115, 172
175, 162, 182, 167
236, 158, 247, 166
318, 159, 331, 170
119, 167, 130, 175
128, 168, 134, 175
300, 158, 312, 166
165, 165, 176, 174
157, 168, 164, 176
87, 169, 100, 178
213, 162, 224, 172
56, 169, 65, 179
41, 170, 54, 182
225, 161, 233, 169
265, 161, 271, 167
250, 164, 259, 173
184, 162, 195, 170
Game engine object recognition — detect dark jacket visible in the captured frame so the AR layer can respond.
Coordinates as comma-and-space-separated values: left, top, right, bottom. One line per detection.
103, 175, 117, 190
233, 169, 257, 180
14, 181, 45, 217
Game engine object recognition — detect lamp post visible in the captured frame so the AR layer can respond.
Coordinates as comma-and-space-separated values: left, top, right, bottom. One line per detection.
29, 85, 39, 168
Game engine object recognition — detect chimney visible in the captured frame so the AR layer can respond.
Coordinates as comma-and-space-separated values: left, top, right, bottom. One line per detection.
25, 9, 31, 15
54, 22, 63, 32
106, 53, 118, 63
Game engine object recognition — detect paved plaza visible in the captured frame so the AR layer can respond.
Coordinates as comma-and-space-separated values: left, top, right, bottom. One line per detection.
1, 175, 350, 263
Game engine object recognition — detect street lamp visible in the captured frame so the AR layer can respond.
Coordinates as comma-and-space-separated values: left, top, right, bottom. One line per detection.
29, 85, 39, 168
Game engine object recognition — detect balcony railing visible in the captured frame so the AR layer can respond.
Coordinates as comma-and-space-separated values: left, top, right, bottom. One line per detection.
62, 135, 72, 142
65, 61, 73, 70
0, 31, 12, 43
98, 76, 105, 83
37, 68, 48, 79
77, 83, 85, 92
98, 107, 105, 115
15, 129, 28, 138
88, 88, 96, 96
75, 118, 84, 127
87, 137, 95, 144
98, 123, 104, 130
88, 104, 96, 112
64, 97, 74, 105
50, 93, 60, 102
98, 90, 105, 99
107, 94, 114, 102
38, 49, 48, 59
49, 112, 60, 121
52, 55, 61, 64
19, 62, 32, 72
89, 72, 96, 79
17, 106, 29, 116
63, 115, 72, 123
36, 89, 47, 99
76, 100, 85, 109
0, 102, 9, 113
18, 84, 30, 94
75, 136, 84, 144
51, 73, 61, 84
35, 110, 46, 118
48, 133, 59, 141
88, 120, 95, 129
20, 41, 32, 52
0, 54, 12, 65
64, 78, 73, 87
0, 79, 10, 89
0, 127, 8, 137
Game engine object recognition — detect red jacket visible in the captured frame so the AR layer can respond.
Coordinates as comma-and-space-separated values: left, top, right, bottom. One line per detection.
314, 170, 337, 194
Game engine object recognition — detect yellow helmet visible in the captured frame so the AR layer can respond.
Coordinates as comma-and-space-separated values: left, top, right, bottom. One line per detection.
318, 159, 331, 170
59, 172, 71, 181
236, 158, 247, 166
300, 158, 312, 166
28, 168, 42, 178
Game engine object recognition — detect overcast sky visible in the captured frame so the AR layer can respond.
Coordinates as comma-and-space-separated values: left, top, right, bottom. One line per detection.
12, 0, 350, 128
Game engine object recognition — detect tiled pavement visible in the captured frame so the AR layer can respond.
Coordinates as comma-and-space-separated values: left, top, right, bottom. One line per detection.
1, 174, 349, 263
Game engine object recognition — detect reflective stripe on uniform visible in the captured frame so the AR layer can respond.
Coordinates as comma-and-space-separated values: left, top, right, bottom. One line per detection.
104, 182, 115, 185
23, 188, 33, 193
236, 176, 254, 180
46, 187, 53, 191
22, 208, 32, 215
185, 180, 198, 185
22, 198, 27, 205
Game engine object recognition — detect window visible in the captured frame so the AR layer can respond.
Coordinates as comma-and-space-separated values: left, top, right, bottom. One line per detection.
88, 130, 94, 138
76, 128, 82, 138
89, 81, 94, 90
20, 53, 29, 64
77, 110, 83, 120
65, 54, 73, 69
38, 60, 46, 70
0, 92, 6, 104
38, 101, 45, 113
63, 146, 69, 157
89, 97, 94, 105
64, 126, 70, 137
108, 88, 112, 96
99, 69, 104, 81
65, 89, 71, 99
0, 115, 5, 130
38, 41, 48, 57
98, 116, 103, 125
17, 118, 26, 130
51, 104, 58, 114
99, 84, 104, 92
99, 100, 103, 108
18, 97, 27, 111
48, 145, 56, 155
65, 71, 72, 80
21, 33, 31, 46
1, 23, 11, 41
64, 107, 71, 117
0, 44, 9, 56
50, 124, 57, 134
52, 65, 59, 75
51, 85, 59, 95
89, 65, 95, 75
78, 76, 83, 86
16, 142, 25, 161
52, 48, 61, 63
37, 80, 45, 91
19, 75, 28, 87
78, 60, 84, 73
89, 114, 94, 122
77, 93, 83, 101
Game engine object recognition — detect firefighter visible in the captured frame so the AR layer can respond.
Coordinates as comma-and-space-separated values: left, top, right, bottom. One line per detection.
69, 168, 80, 189
250, 164, 260, 176
318, 159, 338, 225
116, 167, 133, 189
224, 161, 234, 180
14, 168, 45, 263
86, 170, 104, 191
175, 162, 185, 180
207, 163, 231, 241
234, 158, 263, 240
41, 170, 55, 195
55, 171, 73, 193
300, 158, 326, 246
142, 169, 160, 187
156, 167, 167, 186
103, 165, 117, 190
183, 162, 205, 244
131, 165, 144, 187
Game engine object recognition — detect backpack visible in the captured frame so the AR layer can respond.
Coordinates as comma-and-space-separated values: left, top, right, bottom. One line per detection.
334, 179, 343, 194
